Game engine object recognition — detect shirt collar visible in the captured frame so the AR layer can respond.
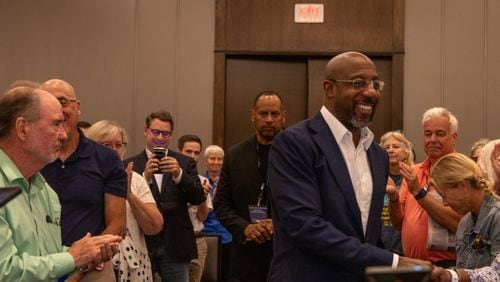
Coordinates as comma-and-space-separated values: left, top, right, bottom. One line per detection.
0, 149, 45, 192
320, 106, 374, 150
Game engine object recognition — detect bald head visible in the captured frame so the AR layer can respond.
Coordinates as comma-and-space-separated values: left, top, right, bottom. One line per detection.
325, 52, 375, 80
40, 79, 77, 99
39, 79, 81, 137
322, 51, 381, 132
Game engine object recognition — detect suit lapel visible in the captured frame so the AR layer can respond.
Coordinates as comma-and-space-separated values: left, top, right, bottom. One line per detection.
309, 113, 364, 236
365, 145, 387, 242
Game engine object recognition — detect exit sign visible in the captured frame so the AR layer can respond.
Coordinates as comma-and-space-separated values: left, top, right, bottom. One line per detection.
294, 4, 324, 23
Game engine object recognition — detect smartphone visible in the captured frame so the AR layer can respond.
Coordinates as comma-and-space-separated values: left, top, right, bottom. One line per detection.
153, 147, 166, 160
0, 186, 22, 208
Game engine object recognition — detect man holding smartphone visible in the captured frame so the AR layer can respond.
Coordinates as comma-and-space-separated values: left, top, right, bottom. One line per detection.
124, 110, 205, 282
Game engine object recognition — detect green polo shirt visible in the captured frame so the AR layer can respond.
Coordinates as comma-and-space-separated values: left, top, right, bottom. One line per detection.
0, 149, 75, 281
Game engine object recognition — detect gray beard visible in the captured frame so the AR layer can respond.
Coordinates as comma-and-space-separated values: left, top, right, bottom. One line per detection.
349, 117, 372, 129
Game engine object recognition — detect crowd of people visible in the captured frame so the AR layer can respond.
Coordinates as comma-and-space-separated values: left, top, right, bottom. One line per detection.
0, 51, 498, 282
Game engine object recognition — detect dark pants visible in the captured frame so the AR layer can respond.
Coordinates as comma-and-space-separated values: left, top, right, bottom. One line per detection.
221, 242, 234, 281
153, 254, 190, 282
229, 241, 273, 282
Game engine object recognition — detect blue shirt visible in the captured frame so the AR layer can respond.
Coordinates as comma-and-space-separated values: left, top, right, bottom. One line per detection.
41, 130, 127, 245
202, 172, 232, 244
456, 195, 500, 269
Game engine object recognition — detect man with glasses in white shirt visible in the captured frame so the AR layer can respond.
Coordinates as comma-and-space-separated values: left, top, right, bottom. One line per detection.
267, 51, 429, 281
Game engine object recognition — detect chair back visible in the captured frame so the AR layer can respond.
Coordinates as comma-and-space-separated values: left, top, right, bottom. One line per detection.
201, 235, 222, 282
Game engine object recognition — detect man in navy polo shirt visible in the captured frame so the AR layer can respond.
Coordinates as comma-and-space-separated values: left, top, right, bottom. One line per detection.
40, 79, 127, 281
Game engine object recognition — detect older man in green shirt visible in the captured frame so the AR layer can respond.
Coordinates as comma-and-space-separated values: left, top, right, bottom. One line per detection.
0, 85, 122, 281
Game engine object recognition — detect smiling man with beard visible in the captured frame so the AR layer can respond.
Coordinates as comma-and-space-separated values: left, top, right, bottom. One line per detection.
214, 90, 286, 282
266, 52, 429, 282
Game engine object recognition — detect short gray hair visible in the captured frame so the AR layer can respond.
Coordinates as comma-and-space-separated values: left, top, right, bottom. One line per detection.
421, 107, 458, 134
204, 145, 224, 160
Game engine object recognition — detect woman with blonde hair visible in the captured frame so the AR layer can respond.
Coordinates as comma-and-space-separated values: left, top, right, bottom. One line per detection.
379, 131, 414, 255
429, 153, 500, 281
87, 120, 164, 282
477, 139, 500, 195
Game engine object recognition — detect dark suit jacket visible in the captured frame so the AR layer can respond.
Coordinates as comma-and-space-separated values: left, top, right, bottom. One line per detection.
214, 137, 273, 281
124, 149, 205, 262
267, 113, 394, 282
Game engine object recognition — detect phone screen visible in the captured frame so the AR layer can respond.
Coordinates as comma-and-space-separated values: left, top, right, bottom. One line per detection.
153, 147, 166, 160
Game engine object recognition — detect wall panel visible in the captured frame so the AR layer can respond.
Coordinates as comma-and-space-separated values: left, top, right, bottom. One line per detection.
404, 0, 443, 160
405, 0, 500, 161
442, 0, 485, 156
0, 0, 216, 166
216, 0, 396, 53
485, 0, 500, 139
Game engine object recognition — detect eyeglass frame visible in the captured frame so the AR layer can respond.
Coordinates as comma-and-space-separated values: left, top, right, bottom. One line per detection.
328, 79, 385, 91
57, 96, 79, 108
148, 128, 172, 138
101, 142, 128, 151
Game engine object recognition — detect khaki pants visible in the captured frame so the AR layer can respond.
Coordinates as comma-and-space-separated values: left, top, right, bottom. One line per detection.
189, 237, 208, 282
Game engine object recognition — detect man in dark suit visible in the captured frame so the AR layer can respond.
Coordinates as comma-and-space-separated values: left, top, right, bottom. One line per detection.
267, 52, 429, 281
214, 90, 286, 282
124, 110, 205, 282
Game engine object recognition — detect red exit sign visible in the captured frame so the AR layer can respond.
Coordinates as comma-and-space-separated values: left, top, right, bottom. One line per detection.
294, 4, 324, 23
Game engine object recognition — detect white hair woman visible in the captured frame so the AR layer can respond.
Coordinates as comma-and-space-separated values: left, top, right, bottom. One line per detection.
477, 139, 500, 195
87, 120, 164, 282
379, 131, 414, 255
201, 145, 233, 280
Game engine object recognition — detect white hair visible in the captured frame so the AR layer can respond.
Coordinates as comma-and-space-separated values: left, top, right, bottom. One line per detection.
477, 139, 500, 190
421, 107, 458, 133
204, 145, 224, 160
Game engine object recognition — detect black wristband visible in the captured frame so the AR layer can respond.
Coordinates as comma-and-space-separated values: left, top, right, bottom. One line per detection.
414, 188, 428, 200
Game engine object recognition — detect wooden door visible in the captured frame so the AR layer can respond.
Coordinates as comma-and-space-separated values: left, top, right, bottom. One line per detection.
224, 56, 308, 149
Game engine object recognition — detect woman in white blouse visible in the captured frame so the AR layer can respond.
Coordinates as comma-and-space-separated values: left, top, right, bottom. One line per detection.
87, 120, 164, 282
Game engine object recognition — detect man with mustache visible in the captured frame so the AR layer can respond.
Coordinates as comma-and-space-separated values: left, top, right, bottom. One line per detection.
0, 86, 122, 281
267, 52, 429, 281
388, 107, 462, 267
214, 90, 286, 281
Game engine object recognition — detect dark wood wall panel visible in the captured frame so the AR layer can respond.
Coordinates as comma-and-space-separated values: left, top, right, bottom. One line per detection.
216, 0, 396, 53
214, 0, 404, 147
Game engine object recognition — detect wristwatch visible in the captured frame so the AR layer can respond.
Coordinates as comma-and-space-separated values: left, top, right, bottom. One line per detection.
414, 187, 428, 200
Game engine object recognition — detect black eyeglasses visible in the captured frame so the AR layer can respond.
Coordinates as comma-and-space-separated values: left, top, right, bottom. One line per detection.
329, 79, 385, 91
149, 128, 172, 138
57, 97, 78, 108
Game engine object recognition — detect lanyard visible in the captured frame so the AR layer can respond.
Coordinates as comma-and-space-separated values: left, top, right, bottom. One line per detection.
257, 182, 265, 207
255, 140, 267, 207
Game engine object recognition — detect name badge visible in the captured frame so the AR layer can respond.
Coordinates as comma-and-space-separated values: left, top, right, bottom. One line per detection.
249, 205, 267, 223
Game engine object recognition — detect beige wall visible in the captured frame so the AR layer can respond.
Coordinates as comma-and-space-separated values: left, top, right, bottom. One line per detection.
405, 0, 500, 161
0, 0, 215, 166
1, 0, 499, 165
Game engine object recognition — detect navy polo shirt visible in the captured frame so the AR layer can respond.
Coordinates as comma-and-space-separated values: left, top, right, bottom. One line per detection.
41, 130, 127, 246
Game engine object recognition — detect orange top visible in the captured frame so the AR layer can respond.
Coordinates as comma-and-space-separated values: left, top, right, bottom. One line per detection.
399, 158, 456, 262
